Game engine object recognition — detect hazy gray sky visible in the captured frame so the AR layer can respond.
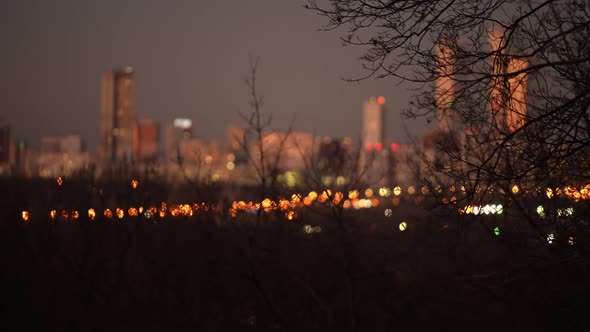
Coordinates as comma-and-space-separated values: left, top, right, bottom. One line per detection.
2, 0, 425, 151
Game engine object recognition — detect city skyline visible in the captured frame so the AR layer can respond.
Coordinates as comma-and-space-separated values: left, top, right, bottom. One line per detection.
3, 0, 425, 152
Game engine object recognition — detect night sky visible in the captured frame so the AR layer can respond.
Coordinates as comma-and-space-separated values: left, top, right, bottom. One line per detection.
3, 0, 425, 152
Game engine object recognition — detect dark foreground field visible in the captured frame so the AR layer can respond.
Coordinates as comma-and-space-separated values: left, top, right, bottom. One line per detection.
1, 178, 589, 331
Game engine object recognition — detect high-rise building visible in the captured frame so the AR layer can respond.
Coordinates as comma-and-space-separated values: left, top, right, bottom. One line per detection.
100, 67, 136, 162
165, 118, 192, 162
362, 96, 386, 151
489, 25, 527, 131
133, 120, 160, 162
435, 39, 456, 132
506, 58, 527, 132
360, 96, 388, 184
0, 125, 10, 163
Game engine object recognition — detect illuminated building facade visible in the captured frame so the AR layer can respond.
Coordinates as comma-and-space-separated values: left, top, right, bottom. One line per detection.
100, 67, 136, 162
362, 96, 386, 151
133, 120, 160, 162
506, 58, 528, 132
435, 40, 456, 132
361, 96, 388, 184
489, 26, 528, 131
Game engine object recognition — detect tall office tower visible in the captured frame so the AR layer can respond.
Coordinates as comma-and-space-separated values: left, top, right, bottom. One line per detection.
360, 96, 387, 183
488, 26, 528, 131
100, 67, 136, 162
133, 120, 160, 162
435, 39, 456, 132
506, 58, 528, 132
362, 96, 386, 151
165, 118, 192, 162
0, 125, 10, 163
488, 25, 510, 128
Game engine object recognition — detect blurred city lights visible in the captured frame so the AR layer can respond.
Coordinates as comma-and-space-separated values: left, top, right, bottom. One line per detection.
557, 207, 574, 217
399, 221, 407, 231
303, 225, 322, 234
128, 207, 139, 217
421, 186, 429, 195
378, 187, 391, 197
459, 204, 503, 215
537, 205, 545, 219
285, 210, 297, 221
546, 188, 554, 199
384, 208, 392, 217
494, 227, 500, 236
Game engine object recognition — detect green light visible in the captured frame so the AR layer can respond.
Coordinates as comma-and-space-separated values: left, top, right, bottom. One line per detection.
536, 205, 545, 219
285, 171, 298, 188
494, 226, 500, 236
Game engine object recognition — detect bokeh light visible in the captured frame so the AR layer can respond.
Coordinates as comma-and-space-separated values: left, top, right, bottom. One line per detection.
399, 221, 407, 231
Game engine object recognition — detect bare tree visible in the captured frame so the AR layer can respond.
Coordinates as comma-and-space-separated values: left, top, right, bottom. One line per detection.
237, 57, 295, 218
307, 0, 590, 244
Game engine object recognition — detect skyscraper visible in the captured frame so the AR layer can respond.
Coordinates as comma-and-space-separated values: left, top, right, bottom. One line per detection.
100, 67, 136, 162
435, 39, 456, 132
506, 58, 528, 132
360, 96, 387, 183
133, 120, 160, 162
489, 25, 528, 131
362, 96, 386, 151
